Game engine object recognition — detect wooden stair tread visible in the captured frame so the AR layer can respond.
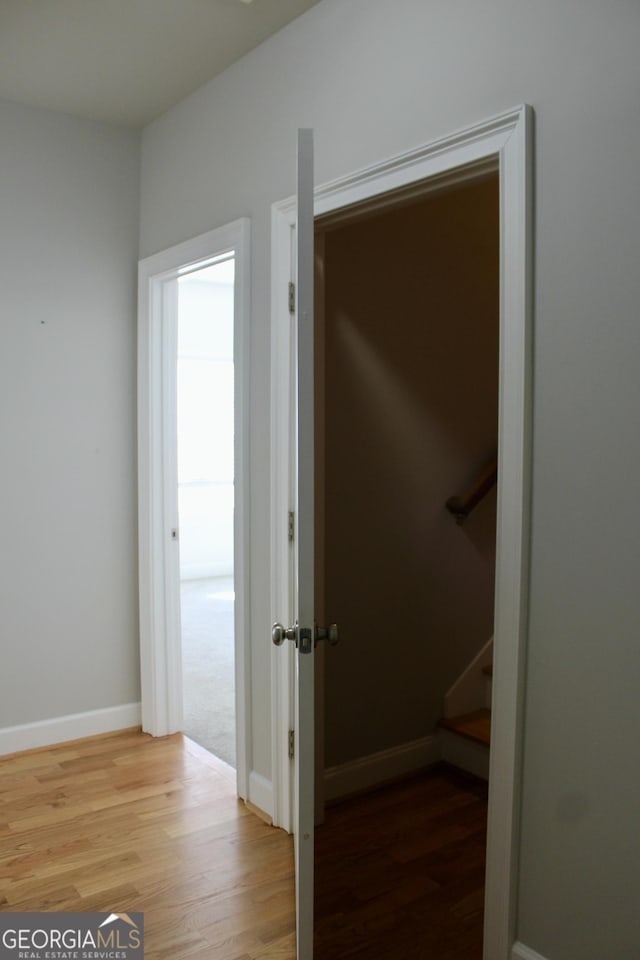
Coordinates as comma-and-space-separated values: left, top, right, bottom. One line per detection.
438, 709, 491, 747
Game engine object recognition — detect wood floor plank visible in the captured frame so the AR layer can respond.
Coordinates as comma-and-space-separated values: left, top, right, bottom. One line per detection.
314, 764, 488, 960
0, 731, 295, 960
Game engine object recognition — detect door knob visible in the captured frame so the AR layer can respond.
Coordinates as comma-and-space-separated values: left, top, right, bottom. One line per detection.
272, 621, 339, 649
272, 622, 297, 646
315, 623, 339, 646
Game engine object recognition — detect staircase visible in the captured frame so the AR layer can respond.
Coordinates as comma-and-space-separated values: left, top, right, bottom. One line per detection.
440, 460, 497, 779
437, 654, 493, 780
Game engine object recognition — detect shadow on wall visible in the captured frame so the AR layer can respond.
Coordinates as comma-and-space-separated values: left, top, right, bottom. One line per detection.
321, 173, 500, 769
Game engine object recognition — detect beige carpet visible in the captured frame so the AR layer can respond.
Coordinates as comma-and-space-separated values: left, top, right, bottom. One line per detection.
180, 576, 235, 767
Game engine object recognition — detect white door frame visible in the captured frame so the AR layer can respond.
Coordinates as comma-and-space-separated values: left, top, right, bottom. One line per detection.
138, 218, 251, 799
270, 107, 532, 958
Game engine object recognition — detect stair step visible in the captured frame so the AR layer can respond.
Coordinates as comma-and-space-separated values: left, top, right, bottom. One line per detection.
482, 663, 493, 677
437, 709, 491, 748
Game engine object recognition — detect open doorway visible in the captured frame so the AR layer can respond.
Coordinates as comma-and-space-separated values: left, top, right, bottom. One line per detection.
137, 218, 251, 800
314, 173, 499, 958
177, 257, 236, 767
270, 107, 531, 959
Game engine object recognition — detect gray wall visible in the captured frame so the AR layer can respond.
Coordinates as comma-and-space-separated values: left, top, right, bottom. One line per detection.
139, 1, 640, 957
322, 178, 499, 768
0, 100, 141, 726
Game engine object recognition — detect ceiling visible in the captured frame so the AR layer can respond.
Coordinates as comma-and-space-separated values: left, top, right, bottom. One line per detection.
0, 0, 323, 128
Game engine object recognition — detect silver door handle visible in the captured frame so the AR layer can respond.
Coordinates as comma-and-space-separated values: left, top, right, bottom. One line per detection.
315, 624, 339, 646
272, 621, 339, 649
272, 622, 297, 646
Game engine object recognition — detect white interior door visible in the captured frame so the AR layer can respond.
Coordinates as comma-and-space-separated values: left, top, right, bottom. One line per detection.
293, 126, 316, 960
272, 128, 316, 960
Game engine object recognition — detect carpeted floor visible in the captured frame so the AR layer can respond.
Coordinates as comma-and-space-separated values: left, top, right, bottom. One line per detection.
180, 576, 236, 767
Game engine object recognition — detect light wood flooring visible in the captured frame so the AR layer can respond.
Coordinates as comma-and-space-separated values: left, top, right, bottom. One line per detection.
0, 729, 296, 960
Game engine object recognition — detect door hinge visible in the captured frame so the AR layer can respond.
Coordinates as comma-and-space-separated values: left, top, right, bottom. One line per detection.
288, 510, 295, 543
288, 281, 295, 315
288, 729, 295, 760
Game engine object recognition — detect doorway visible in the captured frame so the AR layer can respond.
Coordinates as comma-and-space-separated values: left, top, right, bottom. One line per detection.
137, 218, 251, 799
314, 174, 499, 958
177, 257, 237, 767
270, 105, 532, 959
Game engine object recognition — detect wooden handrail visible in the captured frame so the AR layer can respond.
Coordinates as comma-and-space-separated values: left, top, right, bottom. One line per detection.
446, 456, 498, 525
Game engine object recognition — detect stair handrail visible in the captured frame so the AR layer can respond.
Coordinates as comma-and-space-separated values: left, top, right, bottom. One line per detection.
445, 455, 497, 525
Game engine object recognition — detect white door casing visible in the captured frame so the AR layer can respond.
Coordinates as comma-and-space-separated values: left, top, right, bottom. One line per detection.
270, 130, 317, 960
270, 107, 532, 959
138, 218, 251, 800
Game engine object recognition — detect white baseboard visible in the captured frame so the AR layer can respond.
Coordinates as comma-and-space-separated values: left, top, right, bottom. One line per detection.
249, 770, 273, 819
324, 735, 440, 802
512, 942, 550, 960
0, 703, 142, 757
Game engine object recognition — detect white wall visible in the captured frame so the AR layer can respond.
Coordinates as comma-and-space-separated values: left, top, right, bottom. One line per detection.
139, 1, 640, 957
0, 100, 141, 731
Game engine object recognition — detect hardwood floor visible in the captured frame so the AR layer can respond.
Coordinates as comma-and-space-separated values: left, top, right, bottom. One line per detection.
0, 730, 296, 960
1, 734, 487, 960
314, 765, 488, 960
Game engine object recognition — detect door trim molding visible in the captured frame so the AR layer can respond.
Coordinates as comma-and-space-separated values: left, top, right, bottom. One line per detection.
138, 218, 251, 800
270, 106, 533, 958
